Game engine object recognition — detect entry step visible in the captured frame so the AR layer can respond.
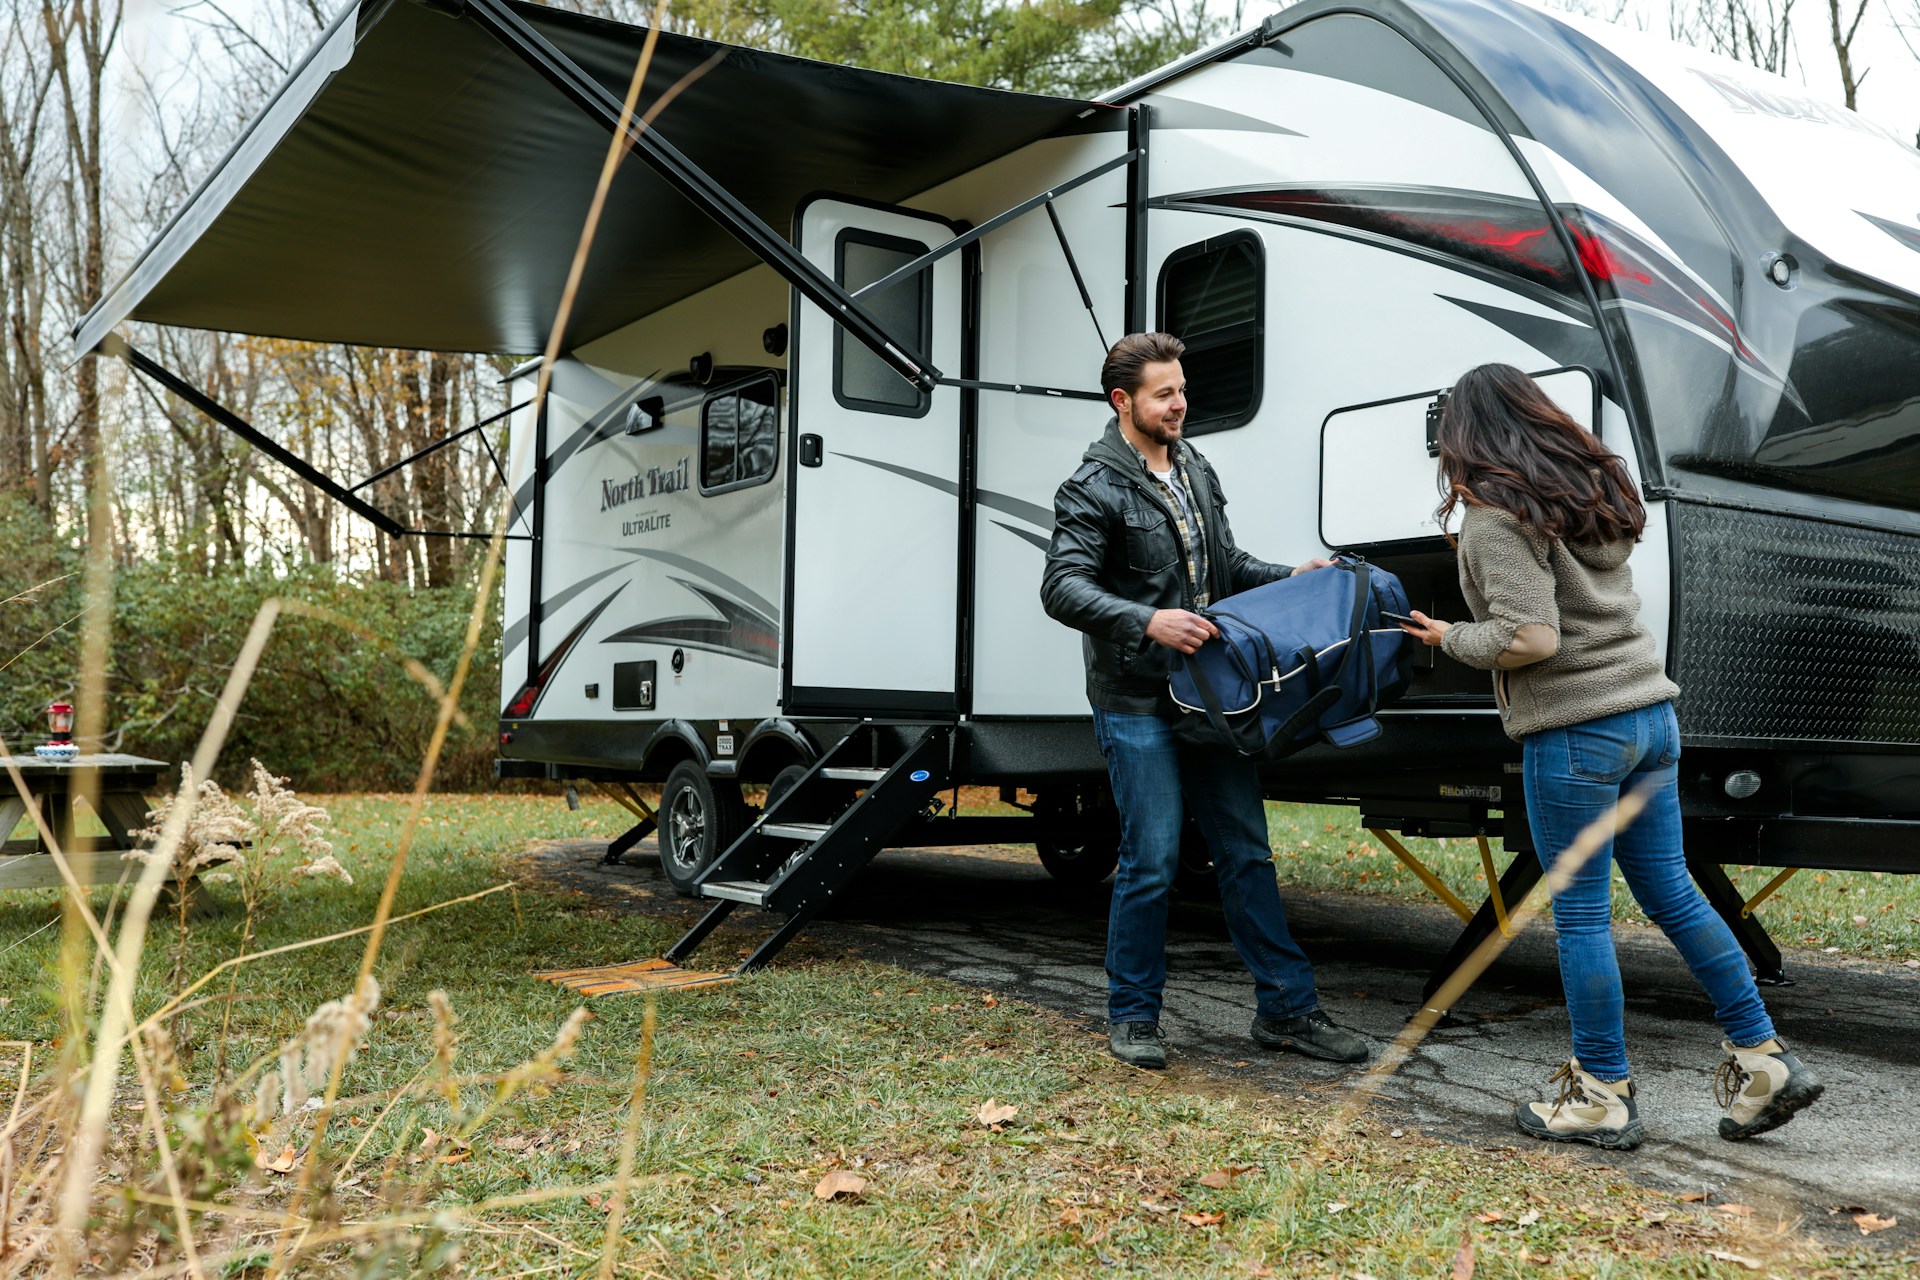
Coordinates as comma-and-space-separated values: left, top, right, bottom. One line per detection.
700, 880, 770, 905
762, 822, 832, 840
822, 767, 889, 782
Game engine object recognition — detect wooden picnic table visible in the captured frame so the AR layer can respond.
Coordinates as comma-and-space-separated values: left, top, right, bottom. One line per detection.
0, 754, 170, 890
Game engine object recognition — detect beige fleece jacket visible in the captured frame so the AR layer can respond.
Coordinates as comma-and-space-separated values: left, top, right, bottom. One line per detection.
1441, 505, 1678, 740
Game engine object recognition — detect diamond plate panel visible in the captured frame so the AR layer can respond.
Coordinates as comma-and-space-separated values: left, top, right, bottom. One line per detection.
1673, 503, 1920, 744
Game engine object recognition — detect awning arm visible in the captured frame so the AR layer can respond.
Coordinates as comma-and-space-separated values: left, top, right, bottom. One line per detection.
101, 334, 408, 537
849, 148, 1139, 303
349, 399, 528, 493
453, 0, 941, 392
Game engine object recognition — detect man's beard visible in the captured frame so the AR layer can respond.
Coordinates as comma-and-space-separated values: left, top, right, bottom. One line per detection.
1138, 415, 1184, 446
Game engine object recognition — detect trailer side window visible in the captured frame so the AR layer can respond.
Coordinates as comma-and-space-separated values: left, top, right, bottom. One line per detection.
1157, 231, 1264, 435
700, 374, 780, 494
833, 229, 932, 418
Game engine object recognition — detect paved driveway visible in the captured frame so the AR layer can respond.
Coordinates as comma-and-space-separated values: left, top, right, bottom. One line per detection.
525, 837, 1919, 1241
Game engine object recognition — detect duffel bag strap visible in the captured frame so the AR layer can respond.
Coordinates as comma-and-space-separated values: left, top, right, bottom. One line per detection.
1181, 642, 1272, 755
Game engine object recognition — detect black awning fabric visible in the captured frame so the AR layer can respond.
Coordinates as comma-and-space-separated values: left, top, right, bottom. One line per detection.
76, 0, 1113, 355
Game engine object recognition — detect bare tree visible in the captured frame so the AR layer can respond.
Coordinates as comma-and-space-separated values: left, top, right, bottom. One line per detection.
1825, 0, 1870, 106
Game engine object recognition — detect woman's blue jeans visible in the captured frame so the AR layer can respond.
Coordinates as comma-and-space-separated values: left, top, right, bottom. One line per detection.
1523, 701, 1775, 1080
1092, 707, 1320, 1025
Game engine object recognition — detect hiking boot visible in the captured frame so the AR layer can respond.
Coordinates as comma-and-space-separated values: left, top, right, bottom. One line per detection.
1715, 1038, 1823, 1140
1109, 1020, 1168, 1070
1249, 1009, 1369, 1063
1515, 1059, 1644, 1150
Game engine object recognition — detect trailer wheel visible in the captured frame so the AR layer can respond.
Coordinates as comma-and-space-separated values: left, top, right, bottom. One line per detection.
659, 761, 746, 897
1033, 787, 1121, 885
764, 762, 811, 812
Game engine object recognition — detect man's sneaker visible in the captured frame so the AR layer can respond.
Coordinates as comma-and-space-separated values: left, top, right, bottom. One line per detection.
1249, 1010, 1369, 1063
1715, 1038, 1823, 1140
1109, 1020, 1168, 1070
1515, 1059, 1644, 1150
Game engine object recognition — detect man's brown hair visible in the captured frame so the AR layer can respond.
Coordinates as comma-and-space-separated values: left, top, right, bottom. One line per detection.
1100, 332, 1185, 401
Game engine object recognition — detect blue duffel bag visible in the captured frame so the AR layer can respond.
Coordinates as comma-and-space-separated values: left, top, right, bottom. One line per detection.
1168, 557, 1414, 758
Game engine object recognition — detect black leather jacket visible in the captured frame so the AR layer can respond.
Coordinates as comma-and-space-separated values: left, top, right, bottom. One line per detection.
1040, 419, 1290, 715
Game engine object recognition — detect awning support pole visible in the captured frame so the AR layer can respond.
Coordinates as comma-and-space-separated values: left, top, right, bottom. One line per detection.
849, 148, 1140, 303
349, 399, 527, 493
1045, 200, 1109, 354
101, 335, 407, 537
457, 0, 940, 392
934, 376, 1103, 402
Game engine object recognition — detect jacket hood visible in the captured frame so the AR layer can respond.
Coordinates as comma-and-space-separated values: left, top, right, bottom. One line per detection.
1085, 417, 1140, 472
1565, 536, 1635, 571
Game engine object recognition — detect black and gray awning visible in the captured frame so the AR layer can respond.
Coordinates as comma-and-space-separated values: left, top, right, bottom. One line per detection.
74, 0, 1113, 356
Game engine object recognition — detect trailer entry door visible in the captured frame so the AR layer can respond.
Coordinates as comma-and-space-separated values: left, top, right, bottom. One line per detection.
784, 199, 965, 715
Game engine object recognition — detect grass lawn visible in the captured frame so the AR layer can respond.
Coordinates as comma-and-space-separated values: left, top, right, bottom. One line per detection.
0, 792, 1910, 1277
1265, 803, 1920, 965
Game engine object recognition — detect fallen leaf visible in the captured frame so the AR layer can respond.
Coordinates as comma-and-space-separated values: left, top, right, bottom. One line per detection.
981, 994, 1000, 1008
1853, 1212, 1898, 1234
1705, 1249, 1761, 1271
1677, 1192, 1710, 1202
1715, 1203, 1755, 1218
1852, 915, 1869, 926
1327, 1201, 1349, 1215
585, 1193, 604, 1211
976, 1099, 1018, 1128
1451, 1225, 1475, 1280
256, 1144, 299, 1175
495, 1135, 532, 1151
1389, 1128, 1405, 1139
1056, 1205, 1084, 1227
1198, 1164, 1258, 1189
1139, 1199, 1179, 1215
1474, 1210, 1505, 1224
814, 1170, 868, 1201
1517, 1209, 1541, 1227
1904, 959, 1918, 969
1182, 1211, 1225, 1228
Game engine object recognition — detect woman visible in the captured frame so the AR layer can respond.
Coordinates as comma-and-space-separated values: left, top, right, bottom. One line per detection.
1400, 364, 1822, 1150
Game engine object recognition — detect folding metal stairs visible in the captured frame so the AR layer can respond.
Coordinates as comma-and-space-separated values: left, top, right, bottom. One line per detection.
539, 724, 955, 994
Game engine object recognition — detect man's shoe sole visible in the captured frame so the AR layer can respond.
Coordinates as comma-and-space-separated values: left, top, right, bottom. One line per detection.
1515, 1106, 1646, 1151
1718, 1071, 1824, 1141
1250, 1027, 1368, 1064
1109, 1046, 1167, 1070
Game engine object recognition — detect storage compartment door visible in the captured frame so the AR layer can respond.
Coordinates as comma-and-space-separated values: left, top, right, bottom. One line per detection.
1320, 366, 1598, 550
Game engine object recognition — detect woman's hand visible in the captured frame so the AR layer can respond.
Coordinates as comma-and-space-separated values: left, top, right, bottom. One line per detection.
1403, 609, 1451, 647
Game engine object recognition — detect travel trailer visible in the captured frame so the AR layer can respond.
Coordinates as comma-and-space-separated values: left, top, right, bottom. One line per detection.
78, 0, 1920, 985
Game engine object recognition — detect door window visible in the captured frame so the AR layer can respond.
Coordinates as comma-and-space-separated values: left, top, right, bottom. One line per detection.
833, 229, 933, 417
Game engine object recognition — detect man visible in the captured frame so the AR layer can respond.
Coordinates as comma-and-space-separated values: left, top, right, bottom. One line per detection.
1040, 332, 1368, 1070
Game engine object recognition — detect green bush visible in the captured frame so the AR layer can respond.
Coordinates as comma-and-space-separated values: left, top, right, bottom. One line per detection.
0, 500, 501, 791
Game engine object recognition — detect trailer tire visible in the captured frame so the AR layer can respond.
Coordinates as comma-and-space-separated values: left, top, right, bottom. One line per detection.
764, 762, 811, 812
659, 761, 746, 897
1033, 787, 1121, 885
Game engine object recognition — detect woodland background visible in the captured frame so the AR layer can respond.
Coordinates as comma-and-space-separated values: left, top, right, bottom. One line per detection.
2, 0, 1916, 787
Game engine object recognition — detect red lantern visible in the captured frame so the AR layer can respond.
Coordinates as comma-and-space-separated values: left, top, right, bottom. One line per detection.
37, 699, 78, 759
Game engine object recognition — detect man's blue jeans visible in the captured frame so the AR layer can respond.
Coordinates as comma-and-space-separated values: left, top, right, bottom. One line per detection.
1524, 701, 1775, 1080
1092, 707, 1320, 1025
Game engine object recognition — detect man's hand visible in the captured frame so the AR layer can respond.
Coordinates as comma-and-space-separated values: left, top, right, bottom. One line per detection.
1145, 608, 1219, 654
1404, 609, 1451, 647
1294, 556, 1336, 574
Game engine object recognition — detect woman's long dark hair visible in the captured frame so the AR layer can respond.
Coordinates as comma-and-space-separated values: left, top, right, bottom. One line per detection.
1434, 363, 1645, 543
